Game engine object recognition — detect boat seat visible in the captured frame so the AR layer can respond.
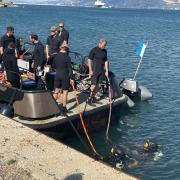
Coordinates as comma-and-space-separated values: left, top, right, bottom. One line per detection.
21, 78, 37, 90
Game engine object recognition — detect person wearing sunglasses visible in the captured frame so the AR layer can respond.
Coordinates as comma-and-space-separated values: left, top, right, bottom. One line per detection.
58, 22, 69, 46
45, 26, 60, 68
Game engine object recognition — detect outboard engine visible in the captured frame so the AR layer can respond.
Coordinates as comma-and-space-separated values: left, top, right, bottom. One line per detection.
120, 79, 138, 99
120, 78, 152, 101
120, 79, 138, 93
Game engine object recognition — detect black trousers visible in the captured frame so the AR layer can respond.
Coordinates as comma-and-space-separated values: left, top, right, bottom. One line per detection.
9, 78, 20, 89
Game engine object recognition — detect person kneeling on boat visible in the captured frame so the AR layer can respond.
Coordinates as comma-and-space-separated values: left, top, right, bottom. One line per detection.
88, 39, 109, 105
2, 42, 20, 88
53, 42, 74, 116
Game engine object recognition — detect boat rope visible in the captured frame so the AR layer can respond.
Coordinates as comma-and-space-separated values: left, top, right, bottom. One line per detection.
71, 82, 102, 158
105, 78, 114, 144
54, 93, 93, 156
65, 114, 93, 156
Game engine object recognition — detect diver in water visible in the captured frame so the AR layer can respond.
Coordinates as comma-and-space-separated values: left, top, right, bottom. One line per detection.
104, 144, 138, 169
104, 139, 162, 170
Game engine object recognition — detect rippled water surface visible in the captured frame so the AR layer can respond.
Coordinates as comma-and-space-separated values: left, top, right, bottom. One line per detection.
1, 5, 180, 180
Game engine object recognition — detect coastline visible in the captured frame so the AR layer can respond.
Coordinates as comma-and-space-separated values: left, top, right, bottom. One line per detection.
8, 3, 180, 10
0, 2, 17, 7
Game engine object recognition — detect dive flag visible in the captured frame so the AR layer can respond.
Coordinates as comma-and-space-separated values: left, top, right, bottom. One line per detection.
136, 41, 147, 59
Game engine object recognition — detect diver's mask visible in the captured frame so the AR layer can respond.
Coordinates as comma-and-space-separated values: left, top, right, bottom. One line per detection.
143, 139, 158, 153
110, 146, 126, 158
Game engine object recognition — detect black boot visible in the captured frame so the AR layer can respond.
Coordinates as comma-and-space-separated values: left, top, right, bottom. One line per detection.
61, 106, 68, 116
87, 93, 96, 106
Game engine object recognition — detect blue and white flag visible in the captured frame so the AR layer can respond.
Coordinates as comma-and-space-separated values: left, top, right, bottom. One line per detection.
136, 41, 147, 59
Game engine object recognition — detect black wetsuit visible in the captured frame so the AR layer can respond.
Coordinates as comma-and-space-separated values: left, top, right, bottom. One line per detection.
88, 46, 107, 85
0, 34, 16, 51
46, 35, 60, 66
53, 52, 73, 90
2, 48, 20, 88
33, 41, 46, 71
105, 142, 161, 170
59, 29, 69, 46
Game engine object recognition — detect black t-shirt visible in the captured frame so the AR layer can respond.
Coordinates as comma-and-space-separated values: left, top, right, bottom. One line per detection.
88, 46, 107, 73
59, 29, 69, 46
53, 52, 73, 79
2, 48, 19, 81
33, 41, 45, 69
0, 34, 16, 50
46, 35, 60, 56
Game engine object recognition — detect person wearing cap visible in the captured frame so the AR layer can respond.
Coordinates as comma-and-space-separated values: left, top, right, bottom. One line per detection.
29, 34, 46, 72
45, 26, 60, 68
58, 22, 69, 46
53, 42, 74, 116
87, 39, 109, 105
0, 26, 17, 57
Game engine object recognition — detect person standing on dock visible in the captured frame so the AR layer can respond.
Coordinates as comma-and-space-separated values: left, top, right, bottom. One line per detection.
53, 42, 74, 116
58, 22, 69, 46
87, 39, 109, 105
45, 26, 60, 68
0, 26, 18, 57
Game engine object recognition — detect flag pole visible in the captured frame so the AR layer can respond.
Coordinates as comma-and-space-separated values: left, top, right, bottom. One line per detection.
133, 41, 148, 80
133, 56, 143, 80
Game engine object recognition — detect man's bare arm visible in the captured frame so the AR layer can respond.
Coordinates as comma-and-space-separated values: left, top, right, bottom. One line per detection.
105, 60, 109, 79
88, 58, 93, 78
45, 44, 49, 60
0, 47, 3, 55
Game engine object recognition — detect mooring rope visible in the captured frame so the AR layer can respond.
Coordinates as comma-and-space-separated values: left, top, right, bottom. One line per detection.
105, 78, 114, 144
65, 114, 93, 155
71, 82, 101, 157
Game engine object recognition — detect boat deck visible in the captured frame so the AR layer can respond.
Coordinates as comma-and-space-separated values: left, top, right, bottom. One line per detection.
13, 91, 127, 129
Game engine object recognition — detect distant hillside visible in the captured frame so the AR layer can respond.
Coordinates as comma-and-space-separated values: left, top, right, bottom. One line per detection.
12, 0, 180, 9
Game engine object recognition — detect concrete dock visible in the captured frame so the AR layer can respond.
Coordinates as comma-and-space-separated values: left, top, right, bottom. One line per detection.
0, 115, 138, 180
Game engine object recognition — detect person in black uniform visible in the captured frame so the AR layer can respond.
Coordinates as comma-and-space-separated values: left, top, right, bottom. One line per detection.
88, 39, 109, 104
45, 26, 60, 68
0, 26, 18, 58
53, 42, 74, 115
30, 34, 46, 72
58, 22, 69, 46
2, 42, 20, 88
